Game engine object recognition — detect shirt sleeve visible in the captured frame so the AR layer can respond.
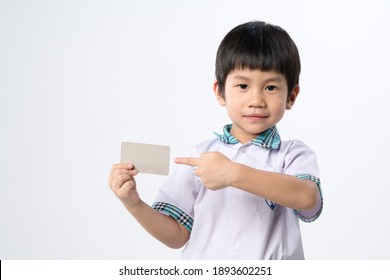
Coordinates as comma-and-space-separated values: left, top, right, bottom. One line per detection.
283, 140, 323, 223
152, 151, 200, 232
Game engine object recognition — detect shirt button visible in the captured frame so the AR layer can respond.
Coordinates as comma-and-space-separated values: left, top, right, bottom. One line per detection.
230, 244, 237, 252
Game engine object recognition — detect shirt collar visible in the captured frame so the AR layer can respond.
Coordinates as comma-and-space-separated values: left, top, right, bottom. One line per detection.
214, 124, 281, 150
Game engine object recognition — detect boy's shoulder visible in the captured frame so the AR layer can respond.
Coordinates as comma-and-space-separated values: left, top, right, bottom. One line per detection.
280, 138, 308, 149
192, 137, 221, 153
279, 138, 317, 161
280, 138, 314, 150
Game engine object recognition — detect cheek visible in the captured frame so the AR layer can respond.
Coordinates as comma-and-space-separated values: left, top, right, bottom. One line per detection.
275, 107, 287, 121
272, 95, 288, 107
269, 99, 287, 116
225, 97, 245, 113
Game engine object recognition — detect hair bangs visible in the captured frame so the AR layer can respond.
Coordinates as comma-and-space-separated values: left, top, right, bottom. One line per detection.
215, 21, 300, 97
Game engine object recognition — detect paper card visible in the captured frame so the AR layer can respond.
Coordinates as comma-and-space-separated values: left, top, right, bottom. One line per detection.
120, 142, 170, 175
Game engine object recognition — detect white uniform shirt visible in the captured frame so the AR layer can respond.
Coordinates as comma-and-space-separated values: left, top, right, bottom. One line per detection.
153, 125, 322, 259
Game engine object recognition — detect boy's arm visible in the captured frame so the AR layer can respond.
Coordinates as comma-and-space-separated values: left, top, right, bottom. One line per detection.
231, 164, 318, 210
109, 163, 190, 249
175, 152, 318, 211
127, 200, 190, 249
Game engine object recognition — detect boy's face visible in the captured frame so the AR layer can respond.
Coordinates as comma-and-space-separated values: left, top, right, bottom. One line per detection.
213, 68, 299, 143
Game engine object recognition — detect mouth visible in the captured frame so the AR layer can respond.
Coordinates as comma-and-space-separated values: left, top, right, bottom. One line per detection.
244, 114, 268, 120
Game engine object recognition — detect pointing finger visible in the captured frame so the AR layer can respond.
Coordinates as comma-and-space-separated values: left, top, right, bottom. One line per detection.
175, 157, 200, 167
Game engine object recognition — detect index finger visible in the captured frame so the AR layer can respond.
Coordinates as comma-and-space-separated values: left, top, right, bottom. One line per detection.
174, 157, 200, 167
112, 163, 136, 170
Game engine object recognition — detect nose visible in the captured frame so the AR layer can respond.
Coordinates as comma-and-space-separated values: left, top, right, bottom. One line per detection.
248, 92, 266, 108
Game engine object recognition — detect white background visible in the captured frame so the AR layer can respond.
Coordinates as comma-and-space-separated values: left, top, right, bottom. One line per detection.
1, 0, 389, 260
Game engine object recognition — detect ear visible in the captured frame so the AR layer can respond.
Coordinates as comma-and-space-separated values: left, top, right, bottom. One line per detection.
286, 85, 300, 110
213, 81, 226, 106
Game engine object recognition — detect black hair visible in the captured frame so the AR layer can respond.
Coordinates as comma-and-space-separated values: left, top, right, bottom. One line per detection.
215, 21, 301, 97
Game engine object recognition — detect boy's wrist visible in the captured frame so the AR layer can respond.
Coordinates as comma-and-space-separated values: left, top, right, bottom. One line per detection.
124, 198, 143, 214
229, 162, 243, 187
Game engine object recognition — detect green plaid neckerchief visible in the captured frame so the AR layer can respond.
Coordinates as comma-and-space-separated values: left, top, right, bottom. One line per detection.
214, 124, 281, 150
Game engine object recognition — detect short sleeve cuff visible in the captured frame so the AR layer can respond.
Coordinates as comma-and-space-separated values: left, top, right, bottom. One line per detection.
293, 173, 323, 223
152, 202, 193, 232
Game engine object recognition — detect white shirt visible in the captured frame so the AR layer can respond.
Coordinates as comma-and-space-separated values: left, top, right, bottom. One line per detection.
153, 128, 322, 259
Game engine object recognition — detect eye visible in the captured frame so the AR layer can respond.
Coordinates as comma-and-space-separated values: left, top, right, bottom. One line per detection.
238, 84, 248, 90
265, 85, 278, 91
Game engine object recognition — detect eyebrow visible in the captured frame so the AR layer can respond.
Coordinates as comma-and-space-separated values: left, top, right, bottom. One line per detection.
231, 75, 283, 83
231, 75, 251, 82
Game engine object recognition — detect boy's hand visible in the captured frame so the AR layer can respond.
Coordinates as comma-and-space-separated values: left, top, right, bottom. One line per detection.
175, 152, 236, 190
108, 163, 140, 210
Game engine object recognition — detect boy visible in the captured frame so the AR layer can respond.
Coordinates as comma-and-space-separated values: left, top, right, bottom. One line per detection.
109, 21, 323, 259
